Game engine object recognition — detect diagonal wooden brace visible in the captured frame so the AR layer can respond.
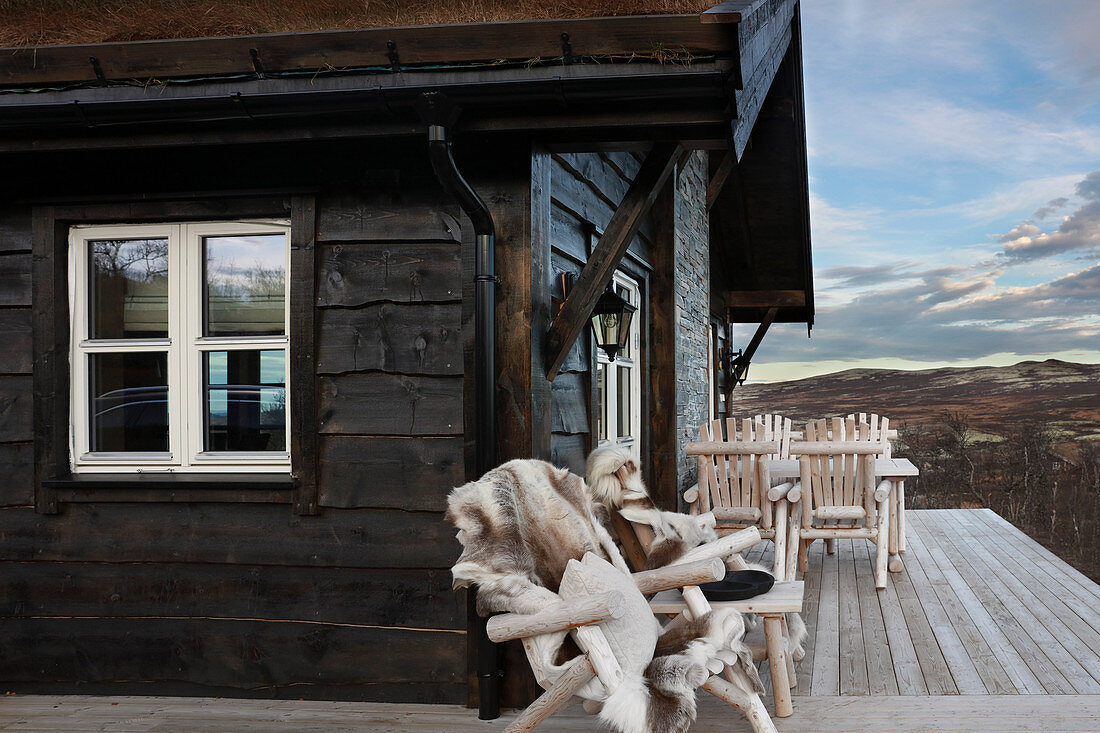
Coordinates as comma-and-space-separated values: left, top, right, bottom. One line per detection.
545, 140, 682, 380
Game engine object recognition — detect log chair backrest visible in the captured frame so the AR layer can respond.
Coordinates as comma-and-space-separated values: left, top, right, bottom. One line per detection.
847, 413, 893, 458
689, 419, 777, 525
748, 414, 793, 459
796, 417, 887, 514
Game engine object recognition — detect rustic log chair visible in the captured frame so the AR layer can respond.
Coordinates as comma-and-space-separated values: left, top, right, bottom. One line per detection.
446, 460, 777, 733
810, 414, 898, 558
683, 418, 801, 582
792, 417, 893, 589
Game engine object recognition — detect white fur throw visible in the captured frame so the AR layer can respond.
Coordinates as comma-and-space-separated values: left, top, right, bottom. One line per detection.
445, 459, 755, 733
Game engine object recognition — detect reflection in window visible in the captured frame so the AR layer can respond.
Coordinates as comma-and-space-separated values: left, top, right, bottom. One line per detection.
89, 352, 168, 452
596, 363, 607, 441
616, 365, 632, 440
90, 239, 169, 339
204, 350, 286, 452
204, 234, 286, 336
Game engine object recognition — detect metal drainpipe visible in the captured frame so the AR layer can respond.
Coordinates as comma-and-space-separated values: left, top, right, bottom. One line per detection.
415, 91, 501, 720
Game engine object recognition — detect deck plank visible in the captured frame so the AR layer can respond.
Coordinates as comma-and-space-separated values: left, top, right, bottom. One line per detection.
917, 512, 1073, 693
902, 522, 1016, 694
837, 539, 869, 695
969, 509, 1100, 639
810, 537, 841, 695
794, 538, 822, 695
875, 537, 927, 694
889, 534, 959, 695
894, 516, 985, 694
852, 536, 900, 695
940, 510, 1100, 693
908, 511, 1044, 693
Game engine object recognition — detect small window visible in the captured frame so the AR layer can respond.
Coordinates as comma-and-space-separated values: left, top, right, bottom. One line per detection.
596, 271, 640, 448
69, 222, 291, 473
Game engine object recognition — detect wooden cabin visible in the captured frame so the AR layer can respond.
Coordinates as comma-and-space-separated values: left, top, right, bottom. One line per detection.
0, 0, 812, 708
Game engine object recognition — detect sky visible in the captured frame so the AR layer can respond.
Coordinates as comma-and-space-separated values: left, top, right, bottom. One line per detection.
748, 0, 1100, 382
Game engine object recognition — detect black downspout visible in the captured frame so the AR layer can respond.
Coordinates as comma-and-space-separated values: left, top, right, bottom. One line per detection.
415, 91, 502, 720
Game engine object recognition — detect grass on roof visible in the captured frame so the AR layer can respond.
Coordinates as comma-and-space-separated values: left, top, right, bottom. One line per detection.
0, 0, 716, 48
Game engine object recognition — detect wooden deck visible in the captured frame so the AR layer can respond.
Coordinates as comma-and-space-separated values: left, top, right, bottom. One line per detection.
6, 509, 1100, 732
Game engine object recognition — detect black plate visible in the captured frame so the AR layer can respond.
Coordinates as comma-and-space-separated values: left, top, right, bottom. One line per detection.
699, 570, 775, 601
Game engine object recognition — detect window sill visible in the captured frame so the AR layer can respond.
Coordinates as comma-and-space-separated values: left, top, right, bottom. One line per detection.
42, 473, 298, 504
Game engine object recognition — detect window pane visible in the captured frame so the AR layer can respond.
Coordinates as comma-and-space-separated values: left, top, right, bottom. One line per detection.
204, 350, 286, 451
89, 352, 168, 452
596, 363, 608, 441
616, 365, 632, 440
204, 234, 286, 336
90, 239, 169, 339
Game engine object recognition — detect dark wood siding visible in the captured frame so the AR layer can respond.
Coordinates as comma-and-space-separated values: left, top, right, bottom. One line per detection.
0, 211, 32, 510
0, 140, 469, 703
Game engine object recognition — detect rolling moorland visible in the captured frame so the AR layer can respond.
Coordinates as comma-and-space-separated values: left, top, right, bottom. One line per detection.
733, 358, 1100, 443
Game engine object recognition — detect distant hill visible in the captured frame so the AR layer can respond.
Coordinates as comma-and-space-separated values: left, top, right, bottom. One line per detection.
732, 359, 1100, 442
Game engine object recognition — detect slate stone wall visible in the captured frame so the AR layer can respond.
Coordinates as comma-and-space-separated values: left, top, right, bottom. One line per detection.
673, 150, 711, 500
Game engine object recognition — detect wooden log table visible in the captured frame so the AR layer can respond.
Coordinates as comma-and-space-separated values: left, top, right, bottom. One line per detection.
770, 458, 918, 572
649, 580, 804, 718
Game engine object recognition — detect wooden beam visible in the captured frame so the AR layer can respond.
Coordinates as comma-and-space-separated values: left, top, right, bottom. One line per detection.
545, 141, 681, 380
706, 150, 736, 210
725, 289, 805, 308
729, 306, 776, 388
701, 0, 770, 24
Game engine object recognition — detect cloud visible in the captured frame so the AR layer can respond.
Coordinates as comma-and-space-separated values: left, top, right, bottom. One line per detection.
998, 171, 1100, 260
1033, 197, 1069, 219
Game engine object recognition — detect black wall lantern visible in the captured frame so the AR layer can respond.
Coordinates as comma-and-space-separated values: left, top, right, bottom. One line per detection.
590, 283, 637, 361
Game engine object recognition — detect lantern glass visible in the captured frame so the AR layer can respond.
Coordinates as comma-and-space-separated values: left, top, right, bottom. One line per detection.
590, 287, 637, 361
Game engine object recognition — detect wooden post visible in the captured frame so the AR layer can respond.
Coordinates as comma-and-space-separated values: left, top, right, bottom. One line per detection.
493, 146, 552, 464
647, 169, 678, 510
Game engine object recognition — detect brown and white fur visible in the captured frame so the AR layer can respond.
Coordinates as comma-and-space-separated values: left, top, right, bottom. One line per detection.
586, 446, 807, 661
586, 447, 717, 569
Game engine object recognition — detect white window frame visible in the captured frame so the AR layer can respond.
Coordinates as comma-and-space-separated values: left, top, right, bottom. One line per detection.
596, 271, 641, 449
68, 221, 292, 474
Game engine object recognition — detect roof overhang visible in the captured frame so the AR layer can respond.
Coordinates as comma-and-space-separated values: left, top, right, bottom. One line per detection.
0, 8, 762, 151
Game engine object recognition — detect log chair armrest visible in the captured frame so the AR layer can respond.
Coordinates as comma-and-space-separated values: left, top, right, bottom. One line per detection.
684, 484, 700, 504
871, 479, 892, 503
766, 482, 794, 503
485, 591, 626, 643
678, 526, 762, 564
695, 510, 716, 532
786, 482, 802, 504
633, 557, 725, 595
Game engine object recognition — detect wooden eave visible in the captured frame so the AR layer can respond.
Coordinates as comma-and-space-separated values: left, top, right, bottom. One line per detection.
0, 14, 741, 89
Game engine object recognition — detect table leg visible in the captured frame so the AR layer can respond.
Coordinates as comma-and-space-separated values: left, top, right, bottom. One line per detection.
781, 615, 796, 686
763, 615, 792, 717
888, 481, 899, 555
898, 480, 906, 552
887, 478, 904, 573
